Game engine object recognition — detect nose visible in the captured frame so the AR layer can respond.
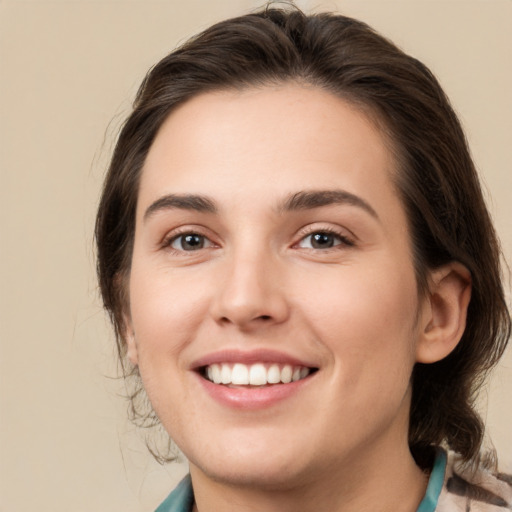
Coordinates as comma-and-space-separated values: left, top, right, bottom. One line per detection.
210, 248, 290, 330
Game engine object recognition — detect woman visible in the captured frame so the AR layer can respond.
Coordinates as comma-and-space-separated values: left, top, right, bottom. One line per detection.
95, 5, 511, 512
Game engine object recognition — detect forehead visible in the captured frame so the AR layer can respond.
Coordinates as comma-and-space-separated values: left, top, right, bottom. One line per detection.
138, 85, 403, 224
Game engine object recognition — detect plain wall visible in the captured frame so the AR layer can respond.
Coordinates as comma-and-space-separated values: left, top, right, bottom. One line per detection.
1, 1, 510, 510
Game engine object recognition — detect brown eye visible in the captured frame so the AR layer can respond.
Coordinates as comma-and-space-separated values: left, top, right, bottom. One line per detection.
299, 232, 342, 249
297, 230, 355, 250
170, 233, 211, 251
311, 232, 336, 248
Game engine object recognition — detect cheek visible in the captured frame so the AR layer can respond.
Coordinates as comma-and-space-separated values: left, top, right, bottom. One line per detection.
294, 259, 419, 373
300, 259, 417, 327
128, 265, 211, 365
127, 266, 210, 428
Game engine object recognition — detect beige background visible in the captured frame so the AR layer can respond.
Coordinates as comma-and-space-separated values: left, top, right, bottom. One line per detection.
1, 0, 510, 510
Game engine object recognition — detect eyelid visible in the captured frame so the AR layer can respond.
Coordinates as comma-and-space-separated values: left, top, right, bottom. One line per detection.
293, 224, 356, 249
159, 223, 355, 253
171, 233, 214, 251
161, 225, 219, 252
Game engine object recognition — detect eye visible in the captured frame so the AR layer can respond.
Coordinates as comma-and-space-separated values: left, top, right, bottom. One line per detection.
169, 233, 213, 251
297, 231, 352, 250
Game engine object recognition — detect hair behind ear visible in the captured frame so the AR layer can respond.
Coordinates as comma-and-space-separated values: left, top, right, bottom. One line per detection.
409, 259, 508, 463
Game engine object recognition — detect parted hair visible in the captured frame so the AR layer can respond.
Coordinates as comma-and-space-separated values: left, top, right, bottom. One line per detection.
95, 4, 511, 464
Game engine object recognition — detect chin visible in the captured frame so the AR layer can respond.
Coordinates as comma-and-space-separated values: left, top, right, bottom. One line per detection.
192, 455, 312, 491
185, 430, 327, 492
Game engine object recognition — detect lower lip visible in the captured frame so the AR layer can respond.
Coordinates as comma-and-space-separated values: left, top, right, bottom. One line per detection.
195, 373, 314, 410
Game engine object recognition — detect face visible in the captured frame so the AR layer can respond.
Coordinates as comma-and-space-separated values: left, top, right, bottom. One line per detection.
127, 85, 424, 488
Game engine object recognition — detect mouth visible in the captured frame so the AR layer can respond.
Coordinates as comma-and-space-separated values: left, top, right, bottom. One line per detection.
199, 362, 317, 387
192, 351, 319, 409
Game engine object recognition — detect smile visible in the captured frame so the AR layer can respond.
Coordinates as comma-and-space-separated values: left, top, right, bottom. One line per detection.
202, 363, 314, 386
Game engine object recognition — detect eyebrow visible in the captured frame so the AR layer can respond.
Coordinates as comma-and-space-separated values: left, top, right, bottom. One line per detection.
143, 189, 379, 222
143, 194, 217, 222
279, 190, 379, 219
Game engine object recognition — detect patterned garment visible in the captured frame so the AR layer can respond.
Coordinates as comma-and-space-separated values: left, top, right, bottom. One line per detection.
438, 451, 512, 511
155, 449, 512, 511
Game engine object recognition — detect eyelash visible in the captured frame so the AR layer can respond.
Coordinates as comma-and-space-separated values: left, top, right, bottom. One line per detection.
162, 225, 355, 256
162, 228, 215, 254
294, 226, 355, 251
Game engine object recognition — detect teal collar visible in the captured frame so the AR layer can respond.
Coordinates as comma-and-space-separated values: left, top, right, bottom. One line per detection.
155, 474, 193, 512
416, 449, 447, 512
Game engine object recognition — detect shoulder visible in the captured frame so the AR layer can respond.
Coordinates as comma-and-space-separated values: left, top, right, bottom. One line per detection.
437, 451, 512, 512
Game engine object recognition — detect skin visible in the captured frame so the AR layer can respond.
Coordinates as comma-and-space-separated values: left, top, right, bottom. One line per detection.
125, 85, 471, 512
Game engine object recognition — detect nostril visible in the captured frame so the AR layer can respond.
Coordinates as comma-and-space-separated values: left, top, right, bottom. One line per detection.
259, 315, 272, 321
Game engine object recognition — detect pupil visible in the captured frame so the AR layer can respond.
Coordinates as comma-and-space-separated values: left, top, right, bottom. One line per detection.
312, 233, 333, 248
183, 234, 203, 250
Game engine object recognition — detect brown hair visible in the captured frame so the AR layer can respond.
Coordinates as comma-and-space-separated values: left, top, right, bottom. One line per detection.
95, 5, 510, 463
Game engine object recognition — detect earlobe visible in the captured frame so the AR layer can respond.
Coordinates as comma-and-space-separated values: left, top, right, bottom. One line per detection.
416, 262, 472, 364
115, 271, 138, 366
123, 318, 139, 366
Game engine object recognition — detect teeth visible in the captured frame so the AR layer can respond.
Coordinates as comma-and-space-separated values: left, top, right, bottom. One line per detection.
281, 365, 292, 384
204, 363, 312, 386
212, 364, 221, 384
249, 363, 267, 385
267, 364, 281, 384
231, 363, 249, 385
221, 364, 231, 384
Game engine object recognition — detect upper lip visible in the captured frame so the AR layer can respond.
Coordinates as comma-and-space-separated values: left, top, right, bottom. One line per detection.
190, 348, 319, 370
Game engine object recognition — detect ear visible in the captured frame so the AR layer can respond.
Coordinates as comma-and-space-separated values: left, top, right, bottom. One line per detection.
123, 315, 139, 366
114, 271, 139, 366
416, 262, 472, 364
